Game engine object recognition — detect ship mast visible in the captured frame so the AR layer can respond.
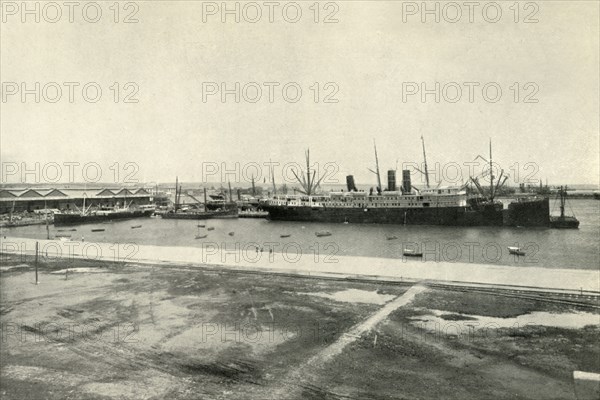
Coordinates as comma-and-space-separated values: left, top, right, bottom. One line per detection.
45, 200, 50, 239
559, 185, 566, 218
489, 139, 494, 201
375, 141, 382, 191
306, 150, 311, 195
82, 192, 87, 216
291, 149, 325, 196
421, 135, 430, 188
270, 159, 277, 195
368, 140, 382, 192
174, 176, 179, 211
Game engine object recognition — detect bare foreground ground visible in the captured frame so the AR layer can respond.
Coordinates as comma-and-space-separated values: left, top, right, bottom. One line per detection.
1, 253, 599, 400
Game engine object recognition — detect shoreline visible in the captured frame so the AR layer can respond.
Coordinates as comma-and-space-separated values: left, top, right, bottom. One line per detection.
2, 236, 599, 293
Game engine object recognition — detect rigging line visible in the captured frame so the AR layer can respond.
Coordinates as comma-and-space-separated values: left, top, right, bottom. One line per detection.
568, 200, 577, 218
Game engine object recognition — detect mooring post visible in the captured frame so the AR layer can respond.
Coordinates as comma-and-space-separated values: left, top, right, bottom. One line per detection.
35, 241, 39, 285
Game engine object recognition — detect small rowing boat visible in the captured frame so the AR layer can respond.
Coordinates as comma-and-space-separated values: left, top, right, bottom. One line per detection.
131, 225, 142, 229
195, 234, 208, 239
315, 231, 332, 237
280, 234, 291, 238
507, 246, 526, 256
403, 249, 423, 257
91, 228, 105, 232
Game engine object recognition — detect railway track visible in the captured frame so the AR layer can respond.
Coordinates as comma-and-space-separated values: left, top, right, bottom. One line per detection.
427, 282, 600, 310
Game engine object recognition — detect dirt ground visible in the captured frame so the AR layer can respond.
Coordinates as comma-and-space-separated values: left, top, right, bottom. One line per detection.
1, 253, 598, 399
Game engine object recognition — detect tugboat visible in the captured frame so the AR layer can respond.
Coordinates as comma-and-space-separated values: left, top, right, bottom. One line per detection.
550, 186, 580, 229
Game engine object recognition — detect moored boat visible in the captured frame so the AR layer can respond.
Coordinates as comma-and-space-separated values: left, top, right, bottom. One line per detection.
163, 179, 239, 220
549, 186, 580, 229
507, 246, 526, 256
161, 208, 238, 220
315, 231, 332, 237
403, 249, 423, 257
54, 206, 154, 226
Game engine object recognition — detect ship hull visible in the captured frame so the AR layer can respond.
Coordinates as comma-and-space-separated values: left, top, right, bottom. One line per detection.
262, 205, 503, 226
54, 210, 154, 226
549, 216, 580, 229
161, 209, 239, 220
503, 198, 550, 227
262, 198, 549, 227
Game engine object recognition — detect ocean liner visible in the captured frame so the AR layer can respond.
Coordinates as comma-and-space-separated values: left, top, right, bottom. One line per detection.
260, 140, 550, 227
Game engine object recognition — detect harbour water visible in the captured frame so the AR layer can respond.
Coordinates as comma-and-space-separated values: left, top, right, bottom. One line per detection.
3, 199, 598, 270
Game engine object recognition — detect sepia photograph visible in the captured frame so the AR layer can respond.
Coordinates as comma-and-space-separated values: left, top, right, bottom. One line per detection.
1, 1, 599, 399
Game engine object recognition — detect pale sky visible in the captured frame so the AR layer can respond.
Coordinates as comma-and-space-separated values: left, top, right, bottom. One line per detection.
1, 1, 599, 187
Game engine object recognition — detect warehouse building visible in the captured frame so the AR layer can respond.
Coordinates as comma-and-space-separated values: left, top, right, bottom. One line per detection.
0, 187, 152, 214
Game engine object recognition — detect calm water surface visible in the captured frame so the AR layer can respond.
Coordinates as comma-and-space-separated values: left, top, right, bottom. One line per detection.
4, 200, 598, 270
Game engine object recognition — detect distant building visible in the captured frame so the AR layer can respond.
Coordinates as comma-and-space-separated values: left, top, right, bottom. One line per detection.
0, 187, 152, 214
